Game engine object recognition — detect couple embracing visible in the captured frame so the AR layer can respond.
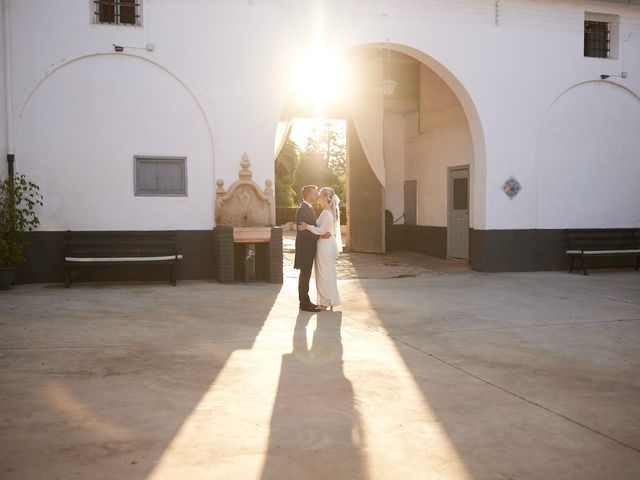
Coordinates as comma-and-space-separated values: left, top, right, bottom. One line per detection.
294, 185, 343, 312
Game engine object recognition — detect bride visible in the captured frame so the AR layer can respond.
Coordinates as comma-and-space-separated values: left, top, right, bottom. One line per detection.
299, 187, 343, 311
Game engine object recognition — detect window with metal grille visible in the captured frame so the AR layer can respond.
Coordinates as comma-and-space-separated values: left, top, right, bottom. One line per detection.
584, 21, 610, 58
95, 0, 140, 26
134, 157, 187, 196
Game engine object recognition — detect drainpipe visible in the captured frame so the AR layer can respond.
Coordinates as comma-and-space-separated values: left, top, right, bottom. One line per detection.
3, 0, 14, 179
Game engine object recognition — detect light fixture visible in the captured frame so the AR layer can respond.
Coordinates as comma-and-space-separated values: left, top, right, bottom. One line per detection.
382, 78, 398, 97
382, 42, 398, 97
600, 72, 628, 80
112, 43, 155, 53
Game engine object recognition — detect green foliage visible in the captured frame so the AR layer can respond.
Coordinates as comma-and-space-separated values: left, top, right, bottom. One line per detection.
275, 119, 347, 208
0, 173, 44, 268
275, 138, 301, 207
304, 120, 346, 177
293, 152, 344, 203
293, 120, 347, 204
275, 179, 297, 208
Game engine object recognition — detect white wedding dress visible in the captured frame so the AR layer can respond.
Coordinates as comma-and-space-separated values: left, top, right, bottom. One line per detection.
307, 209, 341, 307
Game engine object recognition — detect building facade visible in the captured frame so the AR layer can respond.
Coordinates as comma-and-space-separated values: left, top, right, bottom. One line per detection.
1, 0, 639, 282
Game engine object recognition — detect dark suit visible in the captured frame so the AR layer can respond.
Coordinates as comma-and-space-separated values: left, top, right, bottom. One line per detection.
294, 202, 319, 305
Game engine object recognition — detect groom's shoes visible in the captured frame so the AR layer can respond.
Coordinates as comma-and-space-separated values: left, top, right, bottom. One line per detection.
300, 302, 321, 312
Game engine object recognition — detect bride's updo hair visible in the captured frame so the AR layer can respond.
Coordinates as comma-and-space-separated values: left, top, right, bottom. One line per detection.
318, 187, 335, 202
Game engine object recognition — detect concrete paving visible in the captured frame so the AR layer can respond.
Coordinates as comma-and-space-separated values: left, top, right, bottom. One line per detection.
283, 231, 470, 279
1, 254, 640, 479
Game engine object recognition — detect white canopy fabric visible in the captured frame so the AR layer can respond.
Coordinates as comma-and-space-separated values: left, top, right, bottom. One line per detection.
346, 55, 385, 186
274, 119, 293, 159
277, 54, 385, 186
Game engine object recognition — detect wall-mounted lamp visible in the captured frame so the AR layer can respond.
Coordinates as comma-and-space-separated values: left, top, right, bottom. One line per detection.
382, 42, 398, 97
382, 78, 399, 97
600, 72, 628, 80
113, 43, 155, 53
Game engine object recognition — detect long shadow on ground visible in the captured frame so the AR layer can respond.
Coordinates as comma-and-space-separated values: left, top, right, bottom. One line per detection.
261, 311, 367, 480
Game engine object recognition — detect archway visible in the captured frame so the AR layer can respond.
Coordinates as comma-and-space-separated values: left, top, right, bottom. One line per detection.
274, 43, 485, 262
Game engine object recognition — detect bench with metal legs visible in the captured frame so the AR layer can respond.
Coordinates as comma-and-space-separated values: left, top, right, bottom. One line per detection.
565, 229, 640, 276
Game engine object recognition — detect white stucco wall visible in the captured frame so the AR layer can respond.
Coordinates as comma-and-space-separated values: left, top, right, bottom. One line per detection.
476, 2, 640, 230
15, 54, 214, 230
2, 0, 639, 231
536, 81, 640, 228
404, 64, 475, 228
0, 4, 7, 180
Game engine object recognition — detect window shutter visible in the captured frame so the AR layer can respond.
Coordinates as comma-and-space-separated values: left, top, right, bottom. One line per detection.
135, 157, 187, 196
98, 1, 116, 23
158, 161, 185, 194
95, 1, 140, 26
136, 161, 159, 194
120, 0, 137, 25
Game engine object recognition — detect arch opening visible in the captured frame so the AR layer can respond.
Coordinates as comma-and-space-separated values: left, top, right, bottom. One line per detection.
274, 43, 486, 263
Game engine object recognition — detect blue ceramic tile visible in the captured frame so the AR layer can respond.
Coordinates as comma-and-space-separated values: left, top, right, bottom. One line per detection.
502, 176, 522, 199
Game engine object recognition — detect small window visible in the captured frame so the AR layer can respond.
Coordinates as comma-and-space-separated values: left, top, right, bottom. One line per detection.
584, 12, 620, 59
134, 157, 187, 196
584, 21, 609, 58
453, 178, 469, 210
94, 0, 141, 26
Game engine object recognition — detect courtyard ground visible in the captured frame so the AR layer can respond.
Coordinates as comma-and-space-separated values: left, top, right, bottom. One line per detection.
1, 243, 639, 479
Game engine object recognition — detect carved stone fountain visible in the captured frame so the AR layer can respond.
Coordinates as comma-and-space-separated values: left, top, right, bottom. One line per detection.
213, 153, 282, 283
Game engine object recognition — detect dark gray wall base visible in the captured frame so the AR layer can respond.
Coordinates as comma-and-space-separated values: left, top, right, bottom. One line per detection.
388, 227, 638, 272
471, 229, 639, 272
16, 230, 216, 285
16, 231, 66, 284
388, 225, 448, 259
15, 228, 635, 283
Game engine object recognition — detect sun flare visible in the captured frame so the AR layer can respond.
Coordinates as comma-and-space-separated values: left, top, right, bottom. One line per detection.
292, 50, 347, 115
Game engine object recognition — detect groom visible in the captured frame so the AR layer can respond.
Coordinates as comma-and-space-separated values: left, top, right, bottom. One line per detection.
295, 185, 330, 312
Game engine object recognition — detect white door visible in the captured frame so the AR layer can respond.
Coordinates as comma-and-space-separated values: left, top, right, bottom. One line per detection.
448, 167, 469, 259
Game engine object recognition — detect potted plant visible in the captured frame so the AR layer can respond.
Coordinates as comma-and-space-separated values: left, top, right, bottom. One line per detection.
0, 173, 43, 290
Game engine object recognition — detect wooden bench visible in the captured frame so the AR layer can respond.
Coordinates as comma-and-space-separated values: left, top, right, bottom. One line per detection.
64, 231, 182, 287
565, 228, 640, 275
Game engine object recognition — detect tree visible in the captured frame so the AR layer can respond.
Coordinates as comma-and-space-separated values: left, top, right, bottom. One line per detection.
305, 120, 346, 177
294, 120, 347, 203
276, 119, 347, 207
